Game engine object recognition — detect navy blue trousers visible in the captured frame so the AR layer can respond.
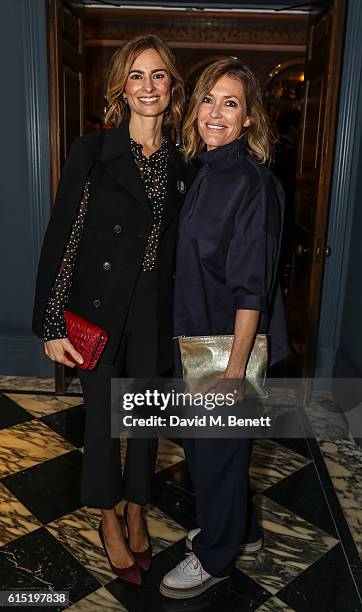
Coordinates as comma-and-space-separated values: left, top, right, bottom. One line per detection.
183, 437, 261, 577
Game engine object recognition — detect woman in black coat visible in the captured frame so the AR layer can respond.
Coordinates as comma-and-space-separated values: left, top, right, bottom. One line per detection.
161, 59, 288, 599
32, 35, 193, 584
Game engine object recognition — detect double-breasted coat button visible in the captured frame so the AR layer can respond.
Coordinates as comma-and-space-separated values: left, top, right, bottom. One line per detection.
102, 261, 111, 270
137, 232, 144, 239
113, 224, 122, 234
92, 299, 101, 308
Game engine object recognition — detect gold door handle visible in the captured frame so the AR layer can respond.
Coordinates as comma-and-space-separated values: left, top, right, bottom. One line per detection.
316, 245, 332, 257
296, 244, 309, 257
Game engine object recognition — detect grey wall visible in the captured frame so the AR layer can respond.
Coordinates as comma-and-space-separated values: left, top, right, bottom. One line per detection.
334, 139, 362, 376
0, 0, 52, 377
316, 0, 362, 378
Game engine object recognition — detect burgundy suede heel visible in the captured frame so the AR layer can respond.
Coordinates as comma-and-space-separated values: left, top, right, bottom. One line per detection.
98, 520, 142, 585
123, 502, 152, 572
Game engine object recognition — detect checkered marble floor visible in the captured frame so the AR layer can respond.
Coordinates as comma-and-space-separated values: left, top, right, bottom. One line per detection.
0, 386, 361, 611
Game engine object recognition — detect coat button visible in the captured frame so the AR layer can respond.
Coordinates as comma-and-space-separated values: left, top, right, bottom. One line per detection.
102, 261, 111, 271
137, 232, 144, 239
113, 224, 122, 234
92, 299, 101, 308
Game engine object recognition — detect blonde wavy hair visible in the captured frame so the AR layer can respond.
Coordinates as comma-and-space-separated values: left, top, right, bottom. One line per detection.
182, 58, 273, 164
104, 35, 184, 128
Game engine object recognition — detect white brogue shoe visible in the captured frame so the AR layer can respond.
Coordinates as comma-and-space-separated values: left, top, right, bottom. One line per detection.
160, 552, 229, 599
186, 528, 263, 554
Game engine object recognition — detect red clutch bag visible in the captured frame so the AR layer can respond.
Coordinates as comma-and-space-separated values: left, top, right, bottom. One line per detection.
64, 310, 108, 370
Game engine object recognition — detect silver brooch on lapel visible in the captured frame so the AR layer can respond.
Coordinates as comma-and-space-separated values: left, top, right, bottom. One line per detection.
177, 179, 186, 193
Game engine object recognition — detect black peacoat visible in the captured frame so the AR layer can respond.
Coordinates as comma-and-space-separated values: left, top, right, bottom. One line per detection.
32, 121, 195, 366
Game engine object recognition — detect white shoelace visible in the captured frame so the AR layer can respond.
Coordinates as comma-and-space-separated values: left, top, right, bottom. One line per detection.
180, 552, 203, 585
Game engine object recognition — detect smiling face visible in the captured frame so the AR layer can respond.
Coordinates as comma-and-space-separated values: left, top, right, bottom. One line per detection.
124, 48, 171, 119
197, 74, 251, 150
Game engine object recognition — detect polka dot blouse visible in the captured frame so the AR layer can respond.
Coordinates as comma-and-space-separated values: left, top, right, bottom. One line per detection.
41, 137, 169, 341
130, 136, 168, 272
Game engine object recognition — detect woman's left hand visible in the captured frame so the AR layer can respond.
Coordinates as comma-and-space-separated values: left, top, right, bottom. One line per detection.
194, 371, 245, 402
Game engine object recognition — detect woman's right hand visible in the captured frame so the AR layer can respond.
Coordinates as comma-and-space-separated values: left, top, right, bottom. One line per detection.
43, 338, 84, 368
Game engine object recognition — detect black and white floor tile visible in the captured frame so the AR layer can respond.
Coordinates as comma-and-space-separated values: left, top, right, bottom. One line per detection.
0, 382, 361, 611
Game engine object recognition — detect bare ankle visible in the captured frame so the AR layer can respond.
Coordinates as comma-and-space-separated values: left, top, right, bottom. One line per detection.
126, 502, 142, 517
102, 508, 119, 525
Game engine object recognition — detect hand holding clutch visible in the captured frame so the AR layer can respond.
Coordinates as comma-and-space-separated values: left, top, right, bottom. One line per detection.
193, 373, 246, 402
64, 310, 108, 370
178, 334, 268, 398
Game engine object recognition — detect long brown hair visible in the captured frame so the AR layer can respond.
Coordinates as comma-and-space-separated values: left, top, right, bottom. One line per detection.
182, 58, 273, 164
104, 35, 184, 128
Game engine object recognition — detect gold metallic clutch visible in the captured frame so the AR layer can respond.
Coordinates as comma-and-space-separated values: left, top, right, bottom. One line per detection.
178, 334, 268, 398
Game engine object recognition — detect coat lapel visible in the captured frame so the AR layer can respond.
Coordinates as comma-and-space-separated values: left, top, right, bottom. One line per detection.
99, 122, 150, 208
100, 122, 188, 230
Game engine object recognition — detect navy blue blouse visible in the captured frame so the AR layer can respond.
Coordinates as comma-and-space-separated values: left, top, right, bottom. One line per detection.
174, 138, 288, 366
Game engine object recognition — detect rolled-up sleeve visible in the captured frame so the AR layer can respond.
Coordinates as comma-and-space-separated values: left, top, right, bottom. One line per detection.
226, 177, 280, 313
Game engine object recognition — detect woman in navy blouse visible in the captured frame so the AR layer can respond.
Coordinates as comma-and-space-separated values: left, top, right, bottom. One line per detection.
161, 58, 288, 599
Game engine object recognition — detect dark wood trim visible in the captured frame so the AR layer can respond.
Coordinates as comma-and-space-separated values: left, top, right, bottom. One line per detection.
47, 0, 84, 393
84, 40, 305, 53
81, 6, 308, 51
81, 7, 309, 22
47, 0, 61, 204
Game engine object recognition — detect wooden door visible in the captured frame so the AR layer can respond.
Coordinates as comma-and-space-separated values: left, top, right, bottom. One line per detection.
287, 0, 347, 379
47, 0, 84, 392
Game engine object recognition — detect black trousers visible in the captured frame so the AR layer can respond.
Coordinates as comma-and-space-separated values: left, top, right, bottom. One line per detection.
78, 271, 161, 509
183, 437, 261, 577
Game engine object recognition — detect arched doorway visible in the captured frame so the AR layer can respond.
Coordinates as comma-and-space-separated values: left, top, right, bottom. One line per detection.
48, 1, 346, 389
